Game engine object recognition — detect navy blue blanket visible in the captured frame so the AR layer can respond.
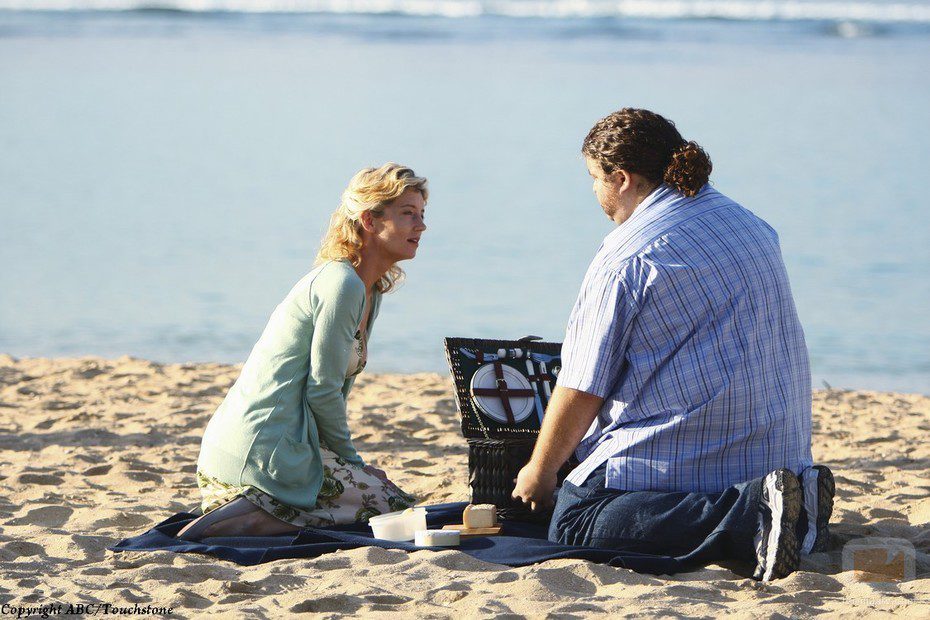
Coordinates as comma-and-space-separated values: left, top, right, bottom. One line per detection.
111, 502, 693, 574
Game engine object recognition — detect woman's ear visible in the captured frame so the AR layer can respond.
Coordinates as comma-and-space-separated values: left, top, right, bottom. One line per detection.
359, 210, 375, 233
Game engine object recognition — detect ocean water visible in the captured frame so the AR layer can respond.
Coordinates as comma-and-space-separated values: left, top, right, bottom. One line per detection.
1, 4, 928, 393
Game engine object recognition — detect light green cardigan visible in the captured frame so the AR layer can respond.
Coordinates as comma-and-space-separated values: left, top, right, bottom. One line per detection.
196, 260, 381, 511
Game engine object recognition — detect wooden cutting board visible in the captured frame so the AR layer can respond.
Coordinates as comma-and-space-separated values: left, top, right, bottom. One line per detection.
442, 524, 503, 537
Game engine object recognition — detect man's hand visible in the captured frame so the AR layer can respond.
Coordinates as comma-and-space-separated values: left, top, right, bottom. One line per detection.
509, 385, 605, 512
512, 462, 558, 512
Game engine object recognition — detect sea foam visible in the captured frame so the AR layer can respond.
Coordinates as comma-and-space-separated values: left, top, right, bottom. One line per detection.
3, 0, 930, 24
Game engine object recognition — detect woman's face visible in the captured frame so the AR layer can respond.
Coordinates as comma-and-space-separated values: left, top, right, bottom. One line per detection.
367, 188, 427, 262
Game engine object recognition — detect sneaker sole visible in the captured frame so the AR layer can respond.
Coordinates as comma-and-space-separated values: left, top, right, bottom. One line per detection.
754, 469, 802, 582
801, 466, 835, 554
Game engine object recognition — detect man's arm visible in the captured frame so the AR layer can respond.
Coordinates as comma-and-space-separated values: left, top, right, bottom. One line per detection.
514, 261, 638, 511
511, 385, 604, 512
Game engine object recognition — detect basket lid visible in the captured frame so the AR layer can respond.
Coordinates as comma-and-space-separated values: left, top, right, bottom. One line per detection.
444, 336, 562, 439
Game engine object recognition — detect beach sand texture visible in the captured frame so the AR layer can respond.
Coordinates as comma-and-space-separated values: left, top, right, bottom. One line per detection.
1, 354, 928, 617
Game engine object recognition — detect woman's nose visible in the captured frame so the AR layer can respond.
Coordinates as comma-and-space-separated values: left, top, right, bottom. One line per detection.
415, 216, 427, 232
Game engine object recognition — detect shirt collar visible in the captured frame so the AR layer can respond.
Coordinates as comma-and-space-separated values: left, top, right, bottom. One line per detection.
602, 183, 710, 246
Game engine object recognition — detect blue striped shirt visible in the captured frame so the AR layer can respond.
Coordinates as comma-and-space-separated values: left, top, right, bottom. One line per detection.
557, 184, 813, 493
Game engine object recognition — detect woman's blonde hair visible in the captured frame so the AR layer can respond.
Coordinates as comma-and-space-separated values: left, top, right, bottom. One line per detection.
315, 163, 429, 293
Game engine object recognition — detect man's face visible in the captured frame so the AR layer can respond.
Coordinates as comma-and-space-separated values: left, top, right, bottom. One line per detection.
585, 156, 639, 225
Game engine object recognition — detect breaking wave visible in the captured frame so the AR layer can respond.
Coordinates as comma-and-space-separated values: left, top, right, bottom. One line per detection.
2, 0, 930, 24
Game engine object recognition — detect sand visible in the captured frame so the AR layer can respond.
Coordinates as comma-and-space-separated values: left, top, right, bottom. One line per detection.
0, 354, 928, 618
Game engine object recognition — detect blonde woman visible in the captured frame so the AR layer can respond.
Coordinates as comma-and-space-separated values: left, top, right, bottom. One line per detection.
177, 163, 427, 540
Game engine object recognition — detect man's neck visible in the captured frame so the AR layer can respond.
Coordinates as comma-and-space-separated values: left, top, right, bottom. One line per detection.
633, 181, 660, 208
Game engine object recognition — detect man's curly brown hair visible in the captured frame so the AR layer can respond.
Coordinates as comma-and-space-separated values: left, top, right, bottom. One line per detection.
582, 108, 712, 197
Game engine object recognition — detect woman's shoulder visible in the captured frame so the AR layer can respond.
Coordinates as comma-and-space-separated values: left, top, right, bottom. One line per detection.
310, 260, 365, 302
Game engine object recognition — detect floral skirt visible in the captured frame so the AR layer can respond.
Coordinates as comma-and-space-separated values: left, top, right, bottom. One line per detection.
196, 448, 417, 528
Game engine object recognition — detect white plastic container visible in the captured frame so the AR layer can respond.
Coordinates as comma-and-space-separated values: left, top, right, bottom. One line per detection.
369, 507, 427, 542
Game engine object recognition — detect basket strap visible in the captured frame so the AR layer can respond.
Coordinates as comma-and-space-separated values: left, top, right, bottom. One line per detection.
526, 363, 553, 408
526, 371, 553, 385
471, 361, 534, 424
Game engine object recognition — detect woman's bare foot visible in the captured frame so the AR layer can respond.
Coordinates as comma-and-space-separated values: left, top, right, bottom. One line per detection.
201, 505, 301, 537
178, 497, 302, 540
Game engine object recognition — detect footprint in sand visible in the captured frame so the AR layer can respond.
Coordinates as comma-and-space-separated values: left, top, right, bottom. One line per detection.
70, 534, 115, 559
125, 471, 163, 484
402, 459, 431, 468
91, 511, 153, 530
116, 588, 151, 604
290, 595, 363, 614
83, 464, 112, 476
475, 599, 516, 615
168, 588, 213, 610
72, 366, 107, 380
549, 602, 610, 615
425, 550, 499, 573
0, 540, 45, 561
365, 593, 412, 607
780, 571, 844, 594
396, 419, 428, 430
17, 473, 63, 486
664, 584, 734, 603
217, 593, 254, 605
306, 555, 353, 571
41, 400, 82, 411
870, 508, 905, 519
223, 573, 305, 596
534, 567, 599, 596
8, 505, 73, 528
361, 547, 409, 566
487, 571, 519, 584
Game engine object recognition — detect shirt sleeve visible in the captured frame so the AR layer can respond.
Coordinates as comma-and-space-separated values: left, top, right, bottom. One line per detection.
304, 265, 366, 467
556, 260, 640, 399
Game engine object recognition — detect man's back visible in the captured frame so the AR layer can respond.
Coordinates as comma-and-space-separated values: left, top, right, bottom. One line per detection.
558, 184, 813, 493
515, 108, 826, 581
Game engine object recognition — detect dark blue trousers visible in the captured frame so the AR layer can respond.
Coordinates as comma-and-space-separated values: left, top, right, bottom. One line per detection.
548, 464, 764, 574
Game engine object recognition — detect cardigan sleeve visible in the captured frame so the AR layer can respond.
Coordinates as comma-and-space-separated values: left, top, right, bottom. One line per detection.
304, 263, 366, 466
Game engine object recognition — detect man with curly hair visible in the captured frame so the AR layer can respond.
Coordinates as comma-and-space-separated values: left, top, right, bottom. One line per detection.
513, 109, 834, 581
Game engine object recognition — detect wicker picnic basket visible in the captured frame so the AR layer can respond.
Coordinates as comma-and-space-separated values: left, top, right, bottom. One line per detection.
444, 336, 577, 522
